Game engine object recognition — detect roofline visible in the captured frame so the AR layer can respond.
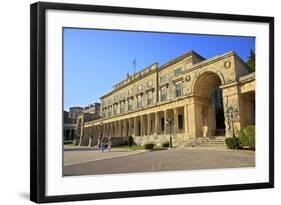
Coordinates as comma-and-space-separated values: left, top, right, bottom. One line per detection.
182, 51, 247, 75
112, 62, 158, 88
100, 50, 205, 99
99, 50, 247, 100
158, 50, 205, 72
100, 63, 158, 99
239, 72, 255, 82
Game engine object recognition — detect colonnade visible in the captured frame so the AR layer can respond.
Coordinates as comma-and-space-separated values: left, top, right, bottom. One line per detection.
82, 105, 189, 139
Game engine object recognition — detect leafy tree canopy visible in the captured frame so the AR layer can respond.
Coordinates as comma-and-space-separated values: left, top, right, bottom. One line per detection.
246, 49, 255, 73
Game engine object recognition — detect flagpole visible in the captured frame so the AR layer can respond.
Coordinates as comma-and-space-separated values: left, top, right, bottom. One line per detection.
133, 59, 136, 74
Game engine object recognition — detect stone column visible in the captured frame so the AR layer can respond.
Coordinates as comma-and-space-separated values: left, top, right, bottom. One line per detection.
78, 124, 84, 146
147, 114, 151, 135
112, 121, 116, 137
108, 123, 110, 137
102, 124, 105, 137
109, 123, 112, 137
110, 122, 114, 137
106, 123, 109, 137
174, 108, 178, 134
128, 118, 131, 136
133, 117, 137, 136
112, 122, 114, 137
103, 124, 106, 137
118, 120, 122, 137
94, 126, 97, 138
88, 127, 92, 147
164, 110, 167, 134
187, 100, 198, 139
154, 112, 158, 135
110, 123, 112, 137
143, 116, 147, 136
184, 105, 189, 137
123, 120, 126, 137
140, 115, 143, 136
80, 125, 84, 138
110, 122, 113, 137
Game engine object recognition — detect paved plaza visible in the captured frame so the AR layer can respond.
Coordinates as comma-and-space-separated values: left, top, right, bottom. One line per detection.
64, 146, 147, 166
63, 147, 255, 176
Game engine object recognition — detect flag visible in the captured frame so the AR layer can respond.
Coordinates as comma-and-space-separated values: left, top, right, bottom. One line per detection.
133, 59, 136, 74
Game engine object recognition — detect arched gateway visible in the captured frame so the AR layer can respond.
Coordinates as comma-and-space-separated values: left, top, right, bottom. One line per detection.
192, 71, 226, 138
76, 51, 256, 147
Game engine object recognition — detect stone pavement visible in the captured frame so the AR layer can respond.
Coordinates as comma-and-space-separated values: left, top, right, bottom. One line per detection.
64, 147, 255, 176
64, 146, 148, 166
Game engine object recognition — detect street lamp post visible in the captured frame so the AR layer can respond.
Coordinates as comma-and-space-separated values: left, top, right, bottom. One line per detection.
166, 118, 174, 148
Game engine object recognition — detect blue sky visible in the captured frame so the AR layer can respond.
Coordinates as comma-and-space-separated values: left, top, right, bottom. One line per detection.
64, 28, 255, 111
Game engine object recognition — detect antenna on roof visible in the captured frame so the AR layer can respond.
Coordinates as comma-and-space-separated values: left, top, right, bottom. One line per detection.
133, 58, 136, 74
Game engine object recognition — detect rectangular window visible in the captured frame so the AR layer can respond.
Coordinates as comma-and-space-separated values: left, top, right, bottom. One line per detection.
175, 82, 182, 97
161, 118, 165, 132
174, 68, 182, 76
160, 75, 167, 82
160, 87, 166, 102
147, 91, 152, 105
113, 104, 117, 115
178, 114, 183, 130
147, 80, 153, 87
128, 99, 132, 111
137, 95, 142, 108
119, 102, 124, 114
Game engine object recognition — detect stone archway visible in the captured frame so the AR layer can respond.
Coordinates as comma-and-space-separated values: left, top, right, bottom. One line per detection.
192, 71, 226, 137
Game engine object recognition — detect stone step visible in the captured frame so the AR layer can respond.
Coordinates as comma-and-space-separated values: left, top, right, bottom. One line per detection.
184, 136, 227, 148
189, 139, 225, 142
188, 139, 226, 142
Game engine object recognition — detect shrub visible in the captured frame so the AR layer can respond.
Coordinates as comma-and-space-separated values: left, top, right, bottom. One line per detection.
64, 140, 73, 145
239, 125, 255, 150
124, 140, 128, 146
225, 137, 241, 149
161, 141, 170, 148
112, 137, 128, 147
128, 136, 134, 147
144, 143, 154, 149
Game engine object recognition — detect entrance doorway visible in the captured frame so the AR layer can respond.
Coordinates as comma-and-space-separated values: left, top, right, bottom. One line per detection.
193, 71, 226, 137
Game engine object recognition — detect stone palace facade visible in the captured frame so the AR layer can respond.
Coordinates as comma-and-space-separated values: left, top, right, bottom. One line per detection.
74, 50, 255, 147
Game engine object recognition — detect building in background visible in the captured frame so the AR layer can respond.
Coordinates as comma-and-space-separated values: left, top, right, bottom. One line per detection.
83, 103, 100, 116
64, 103, 101, 142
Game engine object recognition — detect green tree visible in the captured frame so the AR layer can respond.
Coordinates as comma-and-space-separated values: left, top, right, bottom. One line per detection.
246, 49, 255, 73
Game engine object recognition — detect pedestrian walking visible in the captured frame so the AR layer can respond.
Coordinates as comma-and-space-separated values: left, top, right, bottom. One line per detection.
107, 136, 112, 151
101, 136, 105, 152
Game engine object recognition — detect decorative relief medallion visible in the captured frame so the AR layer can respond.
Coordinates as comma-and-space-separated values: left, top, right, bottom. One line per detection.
224, 61, 231, 69
186, 88, 191, 94
186, 75, 191, 82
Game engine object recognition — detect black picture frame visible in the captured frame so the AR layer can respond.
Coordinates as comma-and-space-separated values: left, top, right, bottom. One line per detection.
30, 1, 274, 203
